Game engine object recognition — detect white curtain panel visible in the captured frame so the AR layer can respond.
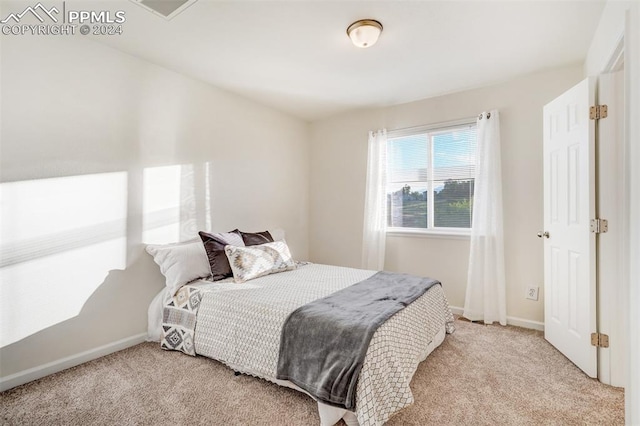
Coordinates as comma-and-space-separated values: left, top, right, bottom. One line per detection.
463, 110, 507, 325
361, 129, 388, 271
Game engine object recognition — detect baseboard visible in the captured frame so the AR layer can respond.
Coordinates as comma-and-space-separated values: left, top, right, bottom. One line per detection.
450, 306, 545, 331
0, 333, 147, 392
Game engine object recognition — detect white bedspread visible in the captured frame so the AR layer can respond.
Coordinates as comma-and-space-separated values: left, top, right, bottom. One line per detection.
191, 264, 454, 426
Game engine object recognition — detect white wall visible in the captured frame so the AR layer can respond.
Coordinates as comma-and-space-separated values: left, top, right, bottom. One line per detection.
0, 35, 309, 380
584, 0, 635, 76
309, 65, 583, 324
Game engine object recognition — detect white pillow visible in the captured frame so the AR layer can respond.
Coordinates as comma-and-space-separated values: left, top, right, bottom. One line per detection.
145, 239, 210, 296
225, 240, 296, 283
147, 287, 167, 342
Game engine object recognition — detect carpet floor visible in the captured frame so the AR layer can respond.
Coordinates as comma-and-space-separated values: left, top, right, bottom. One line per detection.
0, 319, 624, 425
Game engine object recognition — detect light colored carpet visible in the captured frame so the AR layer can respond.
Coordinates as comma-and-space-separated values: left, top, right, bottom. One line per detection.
1, 319, 624, 425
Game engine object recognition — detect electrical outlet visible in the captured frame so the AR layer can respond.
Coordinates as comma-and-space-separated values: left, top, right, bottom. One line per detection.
526, 286, 539, 301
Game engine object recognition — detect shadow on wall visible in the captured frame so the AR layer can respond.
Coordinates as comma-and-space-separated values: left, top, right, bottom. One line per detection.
0, 163, 213, 351
0, 257, 160, 373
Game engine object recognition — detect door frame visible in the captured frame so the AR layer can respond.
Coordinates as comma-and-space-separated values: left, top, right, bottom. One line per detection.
595, 6, 640, 423
596, 69, 625, 387
595, 29, 628, 389
624, 5, 640, 425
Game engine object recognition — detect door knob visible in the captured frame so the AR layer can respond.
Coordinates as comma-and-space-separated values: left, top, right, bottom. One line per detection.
537, 231, 550, 239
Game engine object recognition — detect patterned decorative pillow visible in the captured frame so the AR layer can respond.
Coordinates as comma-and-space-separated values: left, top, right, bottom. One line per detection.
225, 241, 296, 283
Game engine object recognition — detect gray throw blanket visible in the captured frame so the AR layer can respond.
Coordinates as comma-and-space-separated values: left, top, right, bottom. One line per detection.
276, 271, 440, 410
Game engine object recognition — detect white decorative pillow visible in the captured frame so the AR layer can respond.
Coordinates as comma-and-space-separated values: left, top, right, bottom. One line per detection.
225, 241, 296, 283
145, 239, 210, 296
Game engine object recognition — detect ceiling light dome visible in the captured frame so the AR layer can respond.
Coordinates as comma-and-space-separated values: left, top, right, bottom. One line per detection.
347, 19, 383, 48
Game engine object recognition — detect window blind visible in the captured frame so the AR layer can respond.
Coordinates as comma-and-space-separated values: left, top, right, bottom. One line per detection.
386, 122, 477, 229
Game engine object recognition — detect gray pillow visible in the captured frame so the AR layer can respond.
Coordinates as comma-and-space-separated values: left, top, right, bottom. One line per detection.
199, 230, 244, 281
239, 230, 274, 246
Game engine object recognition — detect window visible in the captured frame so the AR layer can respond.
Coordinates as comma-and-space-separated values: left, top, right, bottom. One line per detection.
386, 121, 477, 233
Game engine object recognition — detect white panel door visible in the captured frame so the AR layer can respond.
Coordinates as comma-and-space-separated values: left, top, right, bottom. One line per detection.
542, 78, 597, 378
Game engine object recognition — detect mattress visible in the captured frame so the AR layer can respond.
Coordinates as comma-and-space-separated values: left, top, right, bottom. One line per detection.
187, 264, 454, 426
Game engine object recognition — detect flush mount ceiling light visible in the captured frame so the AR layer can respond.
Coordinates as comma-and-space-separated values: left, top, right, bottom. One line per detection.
346, 19, 383, 48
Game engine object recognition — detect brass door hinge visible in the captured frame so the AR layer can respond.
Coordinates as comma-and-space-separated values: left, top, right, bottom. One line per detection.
590, 218, 608, 234
589, 105, 608, 120
591, 333, 610, 348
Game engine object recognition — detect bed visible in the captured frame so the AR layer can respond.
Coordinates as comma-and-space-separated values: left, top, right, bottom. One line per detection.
149, 261, 455, 426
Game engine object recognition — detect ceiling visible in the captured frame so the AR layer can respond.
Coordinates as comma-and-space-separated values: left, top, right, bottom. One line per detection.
88, 0, 605, 121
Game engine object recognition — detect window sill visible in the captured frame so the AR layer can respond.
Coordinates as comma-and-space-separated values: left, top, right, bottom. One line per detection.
386, 228, 471, 240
